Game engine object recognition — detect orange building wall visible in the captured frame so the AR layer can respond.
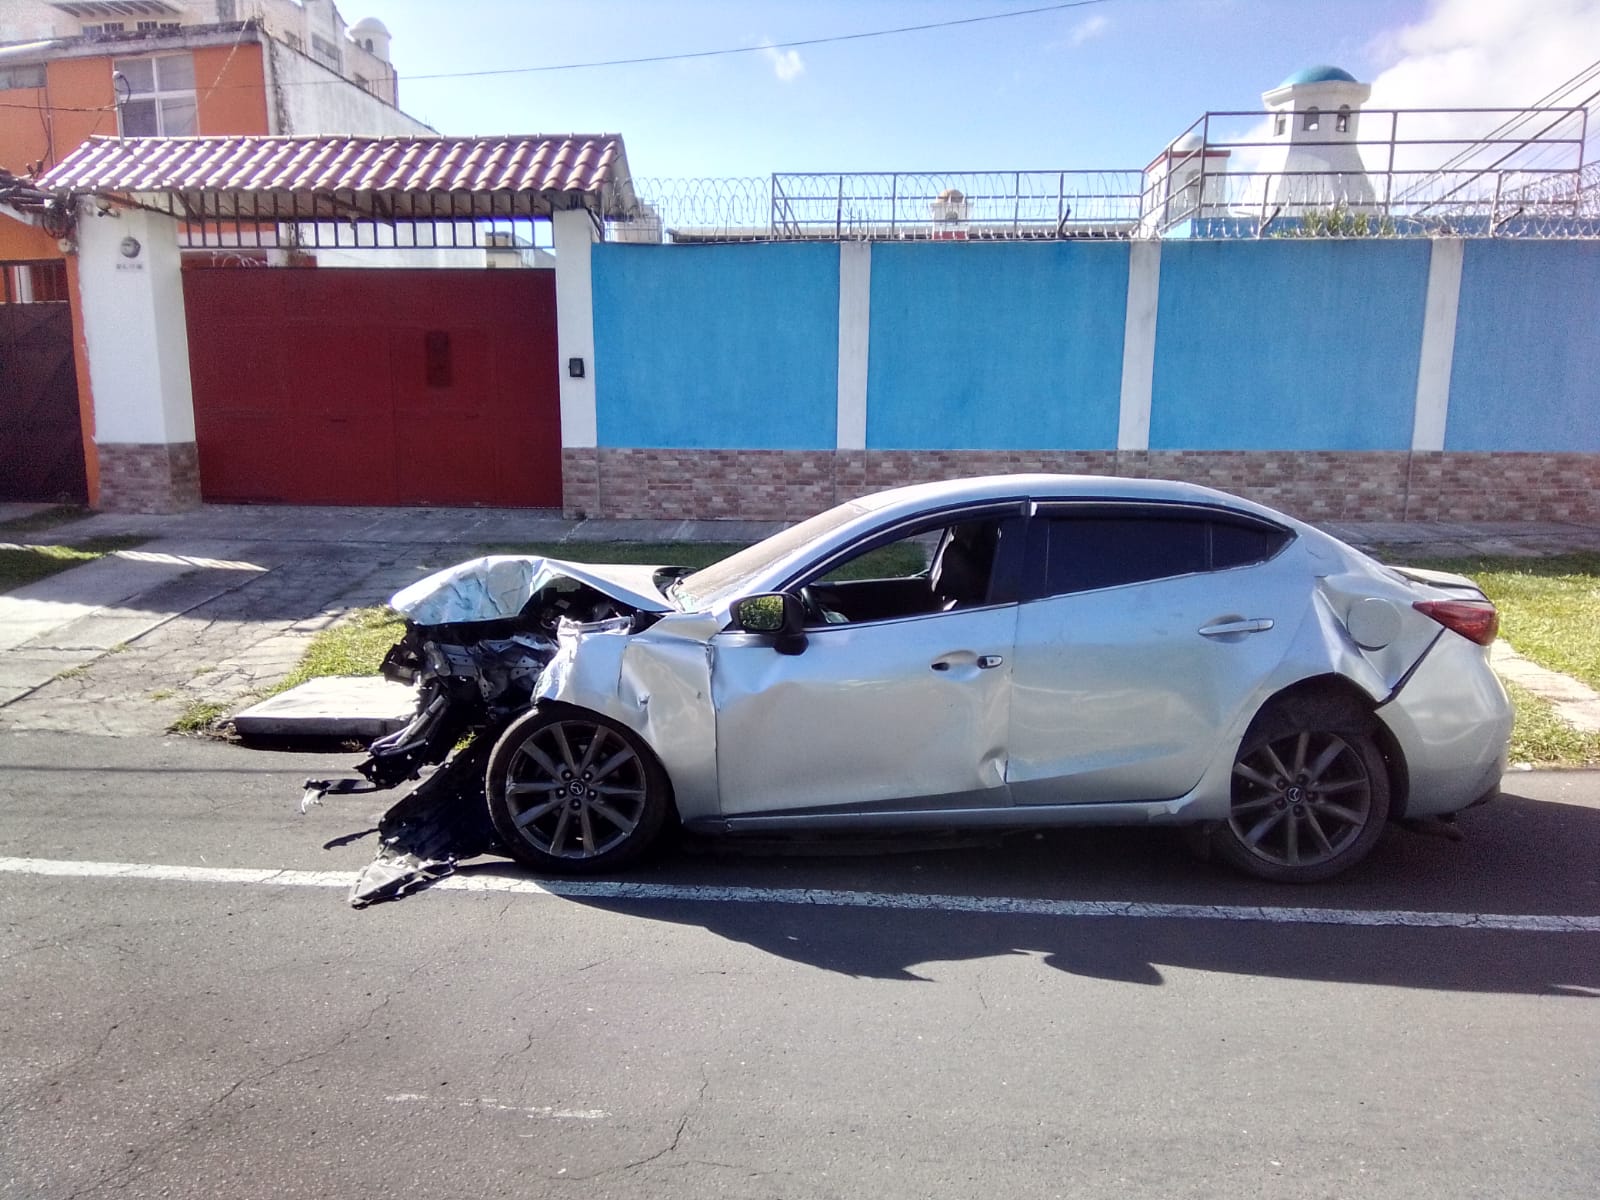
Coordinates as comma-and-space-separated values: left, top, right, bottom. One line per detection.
193, 43, 269, 133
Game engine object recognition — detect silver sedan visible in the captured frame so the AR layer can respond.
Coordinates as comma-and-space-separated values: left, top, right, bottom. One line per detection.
371, 474, 1512, 886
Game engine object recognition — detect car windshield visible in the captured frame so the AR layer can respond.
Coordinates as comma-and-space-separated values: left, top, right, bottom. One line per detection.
670, 500, 872, 610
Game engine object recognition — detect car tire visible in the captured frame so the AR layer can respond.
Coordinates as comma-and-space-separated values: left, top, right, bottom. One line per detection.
1212, 697, 1391, 883
486, 707, 671, 875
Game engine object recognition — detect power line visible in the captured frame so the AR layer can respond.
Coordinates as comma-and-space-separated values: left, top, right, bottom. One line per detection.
326, 0, 1117, 85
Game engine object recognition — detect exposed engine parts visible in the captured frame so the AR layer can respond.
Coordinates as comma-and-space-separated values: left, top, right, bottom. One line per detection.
303, 563, 652, 906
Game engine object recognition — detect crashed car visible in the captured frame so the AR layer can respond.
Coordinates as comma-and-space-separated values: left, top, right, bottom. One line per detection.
307, 474, 1511, 901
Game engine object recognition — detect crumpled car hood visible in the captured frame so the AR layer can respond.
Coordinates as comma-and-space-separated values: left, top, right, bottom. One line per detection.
389, 555, 674, 624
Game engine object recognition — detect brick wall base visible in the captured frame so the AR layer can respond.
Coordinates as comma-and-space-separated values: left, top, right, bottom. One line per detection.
562, 448, 1600, 525
96, 442, 201, 513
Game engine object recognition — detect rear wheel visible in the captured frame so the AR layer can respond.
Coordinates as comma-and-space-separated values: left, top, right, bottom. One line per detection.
1213, 700, 1390, 883
486, 708, 670, 874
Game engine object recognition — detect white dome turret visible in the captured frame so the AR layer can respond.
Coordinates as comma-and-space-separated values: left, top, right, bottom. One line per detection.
1258, 65, 1374, 209
349, 16, 391, 61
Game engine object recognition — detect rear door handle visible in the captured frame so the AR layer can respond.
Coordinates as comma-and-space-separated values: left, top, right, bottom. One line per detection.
1198, 618, 1274, 637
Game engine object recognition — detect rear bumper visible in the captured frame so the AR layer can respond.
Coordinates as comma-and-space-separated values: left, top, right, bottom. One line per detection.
1378, 634, 1513, 818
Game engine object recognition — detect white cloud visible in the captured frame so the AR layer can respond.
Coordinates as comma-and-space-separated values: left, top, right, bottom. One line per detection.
1363, 0, 1600, 171
1066, 14, 1110, 47
759, 38, 805, 83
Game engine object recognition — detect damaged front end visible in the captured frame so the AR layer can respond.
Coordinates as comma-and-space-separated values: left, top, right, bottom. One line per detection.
302, 556, 677, 906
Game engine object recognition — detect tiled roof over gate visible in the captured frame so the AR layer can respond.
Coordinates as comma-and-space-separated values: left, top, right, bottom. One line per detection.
38, 134, 635, 216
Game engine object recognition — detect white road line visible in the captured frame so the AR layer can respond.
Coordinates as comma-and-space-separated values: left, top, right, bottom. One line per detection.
2, 855, 1598, 933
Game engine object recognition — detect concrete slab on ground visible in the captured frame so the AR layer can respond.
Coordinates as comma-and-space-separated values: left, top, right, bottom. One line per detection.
233, 676, 417, 739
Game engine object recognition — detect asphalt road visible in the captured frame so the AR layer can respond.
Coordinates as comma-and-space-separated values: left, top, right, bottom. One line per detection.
2, 730, 1597, 1200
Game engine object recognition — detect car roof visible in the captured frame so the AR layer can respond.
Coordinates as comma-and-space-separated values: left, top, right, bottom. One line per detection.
854, 473, 1287, 523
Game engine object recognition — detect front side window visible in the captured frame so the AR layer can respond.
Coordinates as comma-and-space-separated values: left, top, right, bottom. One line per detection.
1336, 106, 1350, 133
1303, 106, 1320, 131
796, 512, 1025, 626
114, 53, 196, 136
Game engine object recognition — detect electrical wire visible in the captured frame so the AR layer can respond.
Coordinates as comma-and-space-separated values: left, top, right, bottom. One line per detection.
401, 0, 1114, 83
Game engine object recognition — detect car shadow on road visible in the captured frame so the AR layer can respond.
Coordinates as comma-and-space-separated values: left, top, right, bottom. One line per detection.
452, 784, 1600, 997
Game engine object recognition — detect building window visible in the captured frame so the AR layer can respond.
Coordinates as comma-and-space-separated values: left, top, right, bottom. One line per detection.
310, 33, 343, 72
1303, 106, 1320, 131
0, 64, 46, 90
1336, 105, 1350, 133
113, 54, 197, 137
83, 22, 126, 36
1273, 112, 1285, 136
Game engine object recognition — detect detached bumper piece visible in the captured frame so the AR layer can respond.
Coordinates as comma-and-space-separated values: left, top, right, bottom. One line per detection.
348, 741, 500, 908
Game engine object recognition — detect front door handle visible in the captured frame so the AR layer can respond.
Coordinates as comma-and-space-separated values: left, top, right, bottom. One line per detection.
931, 654, 1005, 673
1198, 618, 1275, 637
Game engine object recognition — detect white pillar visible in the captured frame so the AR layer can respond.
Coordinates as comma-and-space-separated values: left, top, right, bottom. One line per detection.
1412, 237, 1464, 452
552, 207, 598, 448
76, 199, 200, 510
836, 242, 871, 451
78, 202, 195, 445
1117, 240, 1161, 451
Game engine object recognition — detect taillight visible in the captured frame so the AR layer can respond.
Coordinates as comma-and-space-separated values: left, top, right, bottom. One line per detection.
1413, 599, 1498, 646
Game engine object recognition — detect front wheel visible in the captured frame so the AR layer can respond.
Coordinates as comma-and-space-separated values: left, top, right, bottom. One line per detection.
1213, 701, 1391, 883
486, 708, 671, 874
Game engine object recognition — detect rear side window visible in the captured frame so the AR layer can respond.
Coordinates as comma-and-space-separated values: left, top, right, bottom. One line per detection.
1212, 520, 1291, 570
1039, 510, 1291, 597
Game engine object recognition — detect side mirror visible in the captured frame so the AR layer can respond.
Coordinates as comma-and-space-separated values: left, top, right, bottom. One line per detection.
730, 592, 808, 655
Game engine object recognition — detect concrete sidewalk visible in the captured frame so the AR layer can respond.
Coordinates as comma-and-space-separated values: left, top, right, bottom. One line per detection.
1, 501, 1598, 740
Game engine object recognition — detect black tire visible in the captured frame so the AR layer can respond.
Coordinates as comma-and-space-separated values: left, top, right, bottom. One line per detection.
485, 707, 671, 875
1212, 696, 1391, 883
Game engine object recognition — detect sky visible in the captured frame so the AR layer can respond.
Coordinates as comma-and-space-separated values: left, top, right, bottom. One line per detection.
361, 0, 1600, 180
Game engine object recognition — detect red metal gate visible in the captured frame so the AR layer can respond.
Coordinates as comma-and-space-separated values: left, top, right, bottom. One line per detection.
182, 267, 562, 507
0, 262, 87, 504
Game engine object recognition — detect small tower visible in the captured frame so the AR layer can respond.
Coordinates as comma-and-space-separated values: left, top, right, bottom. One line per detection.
1141, 129, 1232, 231
349, 16, 392, 61
1258, 65, 1374, 210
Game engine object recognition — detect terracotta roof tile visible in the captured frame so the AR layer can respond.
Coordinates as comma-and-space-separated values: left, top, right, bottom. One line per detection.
39, 134, 632, 207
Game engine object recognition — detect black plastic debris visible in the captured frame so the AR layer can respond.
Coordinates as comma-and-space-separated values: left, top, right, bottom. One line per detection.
348, 742, 500, 908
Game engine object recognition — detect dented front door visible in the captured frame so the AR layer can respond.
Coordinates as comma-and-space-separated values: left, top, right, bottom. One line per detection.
709, 606, 1018, 817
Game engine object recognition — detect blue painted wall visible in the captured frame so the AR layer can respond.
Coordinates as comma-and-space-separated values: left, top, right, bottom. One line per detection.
592, 243, 839, 449
1149, 240, 1430, 450
864, 243, 1126, 450
1445, 240, 1600, 452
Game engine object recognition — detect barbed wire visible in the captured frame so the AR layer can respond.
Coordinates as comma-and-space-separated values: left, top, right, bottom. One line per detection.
614, 166, 1600, 243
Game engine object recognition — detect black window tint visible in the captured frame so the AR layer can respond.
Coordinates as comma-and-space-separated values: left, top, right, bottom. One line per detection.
1044, 517, 1208, 595
1212, 521, 1290, 569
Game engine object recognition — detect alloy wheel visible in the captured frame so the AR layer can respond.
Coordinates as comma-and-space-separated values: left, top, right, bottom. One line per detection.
501, 719, 650, 860
1229, 729, 1375, 869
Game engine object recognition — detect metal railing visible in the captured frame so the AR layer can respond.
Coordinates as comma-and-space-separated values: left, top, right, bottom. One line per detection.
609, 104, 1595, 243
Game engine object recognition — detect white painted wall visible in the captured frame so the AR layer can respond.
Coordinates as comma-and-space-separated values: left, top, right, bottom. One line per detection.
266, 35, 431, 135
552, 209, 597, 448
76, 202, 196, 446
